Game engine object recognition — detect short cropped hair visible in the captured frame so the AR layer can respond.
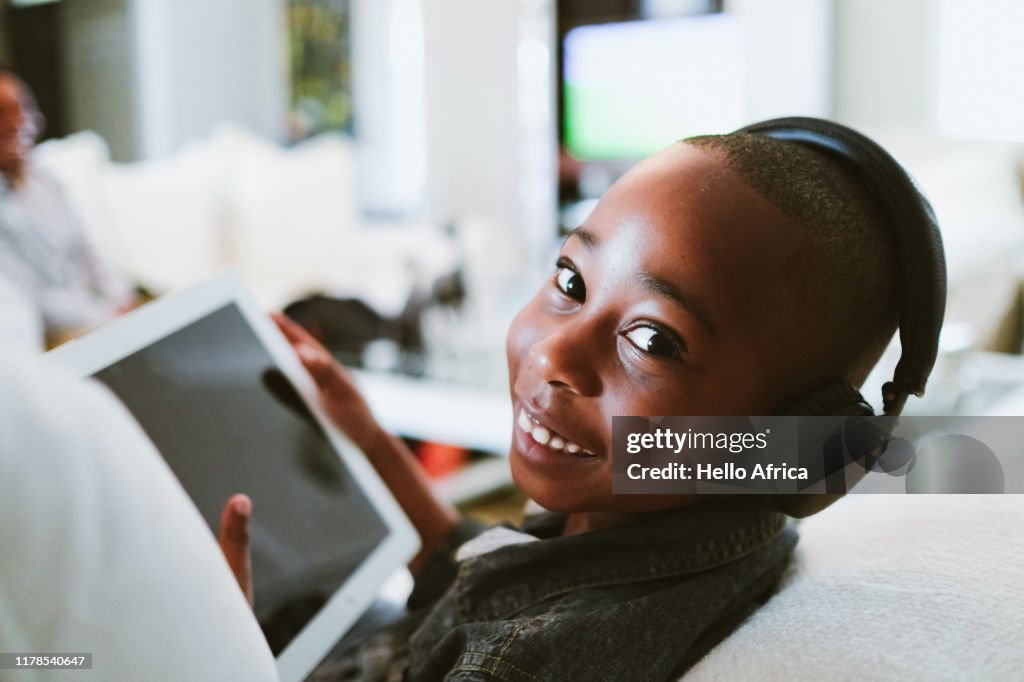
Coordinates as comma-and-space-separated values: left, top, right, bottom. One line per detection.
685, 132, 899, 387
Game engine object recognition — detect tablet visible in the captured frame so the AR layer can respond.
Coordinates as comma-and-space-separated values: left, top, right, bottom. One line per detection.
46, 271, 419, 681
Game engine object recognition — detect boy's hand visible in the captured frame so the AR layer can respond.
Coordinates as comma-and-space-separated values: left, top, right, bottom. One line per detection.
218, 494, 254, 608
272, 312, 384, 454
272, 311, 459, 573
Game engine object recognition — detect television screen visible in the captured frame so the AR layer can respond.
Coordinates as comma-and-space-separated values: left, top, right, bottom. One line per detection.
562, 13, 745, 161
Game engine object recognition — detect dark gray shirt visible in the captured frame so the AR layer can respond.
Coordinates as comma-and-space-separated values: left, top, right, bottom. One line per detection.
315, 499, 797, 681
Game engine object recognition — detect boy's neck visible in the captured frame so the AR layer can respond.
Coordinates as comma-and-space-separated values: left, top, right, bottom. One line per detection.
561, 511, 642, 537
560, 497, 716, 537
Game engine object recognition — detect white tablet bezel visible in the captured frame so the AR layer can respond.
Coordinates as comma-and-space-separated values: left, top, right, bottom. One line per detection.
45, 271, 420, 682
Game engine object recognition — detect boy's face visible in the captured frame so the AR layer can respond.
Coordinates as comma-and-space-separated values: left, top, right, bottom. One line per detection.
506, 143, 823, 514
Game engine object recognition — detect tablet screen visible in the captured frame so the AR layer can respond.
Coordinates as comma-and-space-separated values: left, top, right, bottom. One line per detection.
90, 302, 390, 654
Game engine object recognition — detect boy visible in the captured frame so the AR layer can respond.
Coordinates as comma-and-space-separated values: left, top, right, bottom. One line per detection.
220, 128, 901, 680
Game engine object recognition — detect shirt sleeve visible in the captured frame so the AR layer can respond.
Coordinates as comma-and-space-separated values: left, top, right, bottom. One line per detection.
47, 171, 133, 310
406, 515, 488, 611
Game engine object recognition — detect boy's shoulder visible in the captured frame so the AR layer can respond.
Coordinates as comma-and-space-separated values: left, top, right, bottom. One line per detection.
409, 502, 797, 680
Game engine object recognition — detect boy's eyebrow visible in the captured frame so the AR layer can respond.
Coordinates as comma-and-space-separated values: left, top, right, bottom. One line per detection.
637, 272, 718, 338
564, 226, 599, 248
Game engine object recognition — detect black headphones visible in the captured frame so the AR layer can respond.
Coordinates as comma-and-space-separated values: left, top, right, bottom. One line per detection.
734, 118, 947, 517
736, 117, 948, 419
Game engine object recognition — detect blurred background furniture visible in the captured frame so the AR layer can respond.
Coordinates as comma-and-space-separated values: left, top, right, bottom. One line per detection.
685, 494, 1024, 681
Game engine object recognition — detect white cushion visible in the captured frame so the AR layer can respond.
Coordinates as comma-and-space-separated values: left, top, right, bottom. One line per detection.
684, 494, 1024, 681
0, 355, 277, 681
0, 273, 43, 351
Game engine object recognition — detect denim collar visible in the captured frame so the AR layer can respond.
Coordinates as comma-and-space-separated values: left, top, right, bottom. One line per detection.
453, 499, 787, 622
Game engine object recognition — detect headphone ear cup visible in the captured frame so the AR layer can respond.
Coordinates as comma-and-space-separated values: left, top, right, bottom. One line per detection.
774, 382, 875, 518
784, 382, 874, 416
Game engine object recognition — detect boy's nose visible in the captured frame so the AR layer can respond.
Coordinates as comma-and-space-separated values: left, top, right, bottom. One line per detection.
528, 326, 601, 397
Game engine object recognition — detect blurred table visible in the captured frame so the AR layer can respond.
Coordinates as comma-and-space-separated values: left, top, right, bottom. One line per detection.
904, 350, 1024, 416
354, 369, 515, 505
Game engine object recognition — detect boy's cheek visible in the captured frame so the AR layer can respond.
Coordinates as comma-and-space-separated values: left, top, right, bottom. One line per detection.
505, 303, 545, 378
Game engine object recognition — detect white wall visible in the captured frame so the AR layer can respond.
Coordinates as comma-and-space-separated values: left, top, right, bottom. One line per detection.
935, 0, 1024, 141
726, 0, 833, 122
421, 0, 521, 231
63, 0, 288, 161
420, 0, 558, 277
63, 0, 138, 161
832, 0, 942, 130
351, 0, 428, 219
130, 0, 287, 159
833, 0, 1024, 139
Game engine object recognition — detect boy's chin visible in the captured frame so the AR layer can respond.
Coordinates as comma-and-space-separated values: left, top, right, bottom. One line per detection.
509, 448, 705, 516
511, 472, 687, 517
509, 453, 592, 514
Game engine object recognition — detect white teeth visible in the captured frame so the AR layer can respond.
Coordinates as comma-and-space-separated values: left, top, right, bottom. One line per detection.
531, 426, 551, 445
519, 409, 592, 455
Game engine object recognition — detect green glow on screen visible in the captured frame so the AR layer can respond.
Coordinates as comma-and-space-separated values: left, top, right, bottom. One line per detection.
564, 83, 691, 161
562, 15, 744, 162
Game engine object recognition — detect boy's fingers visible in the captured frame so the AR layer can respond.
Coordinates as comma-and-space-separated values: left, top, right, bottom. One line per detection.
272, 314, 331, 373
218, 494, 254, 607
270, 311, 299, 339
272, 312, 319, 348
269, 314, 363, 425
270, 313, 350, 393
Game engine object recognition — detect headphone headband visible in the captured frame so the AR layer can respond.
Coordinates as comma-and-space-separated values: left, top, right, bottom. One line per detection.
735, 117, 947, 415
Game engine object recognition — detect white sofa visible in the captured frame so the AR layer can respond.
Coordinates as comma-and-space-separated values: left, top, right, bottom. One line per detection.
33, 128, 457, 316
685, 494, 1024, 681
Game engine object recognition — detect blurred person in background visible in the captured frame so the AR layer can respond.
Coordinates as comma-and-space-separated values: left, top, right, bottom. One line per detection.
0, 66, 134, 349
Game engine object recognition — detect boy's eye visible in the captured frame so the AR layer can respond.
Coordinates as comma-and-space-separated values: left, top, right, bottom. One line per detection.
623, 325, 682, 358
555, 264, 586, 302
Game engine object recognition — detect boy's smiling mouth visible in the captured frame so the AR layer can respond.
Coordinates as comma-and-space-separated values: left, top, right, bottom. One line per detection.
517, 408, 597, 458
